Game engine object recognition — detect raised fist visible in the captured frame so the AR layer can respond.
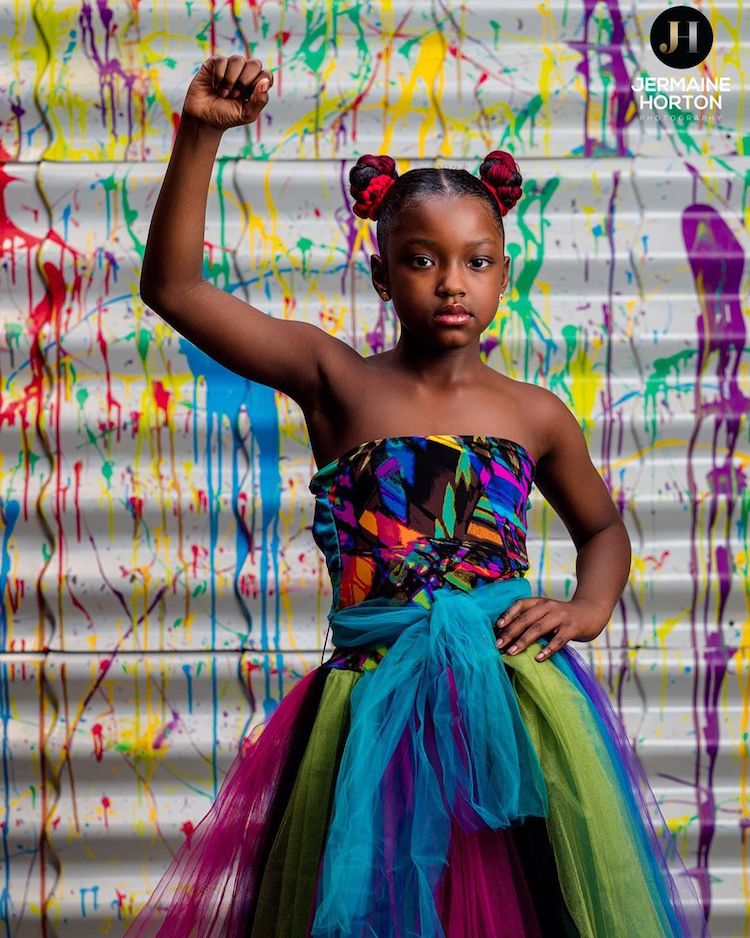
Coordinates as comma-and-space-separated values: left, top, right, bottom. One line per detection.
182, 54, 274, 131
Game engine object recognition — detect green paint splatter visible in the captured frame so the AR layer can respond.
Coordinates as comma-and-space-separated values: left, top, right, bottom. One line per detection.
643, 350, 698, 440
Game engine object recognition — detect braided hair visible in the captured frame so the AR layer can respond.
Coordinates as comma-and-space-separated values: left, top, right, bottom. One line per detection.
348, 150, 523, 263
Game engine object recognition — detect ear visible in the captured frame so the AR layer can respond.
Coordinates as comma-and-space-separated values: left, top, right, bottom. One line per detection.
501, 254, 510, 294
371, 253, 389, 294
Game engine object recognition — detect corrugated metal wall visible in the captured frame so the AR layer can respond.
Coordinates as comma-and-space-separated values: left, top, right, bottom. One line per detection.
0, 0, 747, 934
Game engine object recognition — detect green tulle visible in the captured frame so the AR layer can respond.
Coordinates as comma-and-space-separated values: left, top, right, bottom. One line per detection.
505, 644, 675, 938
251, 670, 358, 938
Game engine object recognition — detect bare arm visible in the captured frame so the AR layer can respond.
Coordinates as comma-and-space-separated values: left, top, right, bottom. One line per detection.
139, 57, 343, 407
492, 391, 631, 659
534, 390, 631, 621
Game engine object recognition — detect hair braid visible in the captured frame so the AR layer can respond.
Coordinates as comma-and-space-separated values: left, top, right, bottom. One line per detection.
348, 148, 523, 263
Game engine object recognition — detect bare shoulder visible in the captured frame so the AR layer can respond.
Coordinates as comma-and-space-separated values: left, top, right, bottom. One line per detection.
527, 385, 624, 547
495, 377, 553, 464
505, 380, 587, 462
518, 384, 580, 456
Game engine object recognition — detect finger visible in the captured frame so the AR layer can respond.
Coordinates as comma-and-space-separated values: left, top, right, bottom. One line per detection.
534, 629, 571, 662
219, 54, 253, 97
211, 55, 228, 92
230, 59, 266, 100
232, 59, 269, 99
495, 597, 543, 631
502, 614, 556, 655
496, 613, 535, 647
495, 599, 547, 647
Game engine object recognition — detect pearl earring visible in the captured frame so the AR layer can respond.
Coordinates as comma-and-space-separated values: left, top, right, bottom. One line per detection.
499, 292, 504, 301
380, 291, 389, 300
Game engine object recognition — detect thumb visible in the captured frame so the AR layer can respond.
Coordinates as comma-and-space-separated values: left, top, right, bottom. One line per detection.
242, 74, 271, 121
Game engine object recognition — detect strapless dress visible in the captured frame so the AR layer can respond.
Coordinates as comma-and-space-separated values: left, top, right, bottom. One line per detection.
124, 434, 711, 938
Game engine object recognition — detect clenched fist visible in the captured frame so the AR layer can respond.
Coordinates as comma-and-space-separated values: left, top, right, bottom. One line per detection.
182, 54, 274, 132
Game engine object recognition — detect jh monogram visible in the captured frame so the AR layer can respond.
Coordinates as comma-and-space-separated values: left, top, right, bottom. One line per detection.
659, 19, 699, 56
650, 6, 712, 69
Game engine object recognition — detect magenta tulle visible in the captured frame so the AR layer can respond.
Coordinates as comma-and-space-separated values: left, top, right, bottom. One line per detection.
436, 818, 543, 937
434, 666, 543, 937
123, 667, 323, 938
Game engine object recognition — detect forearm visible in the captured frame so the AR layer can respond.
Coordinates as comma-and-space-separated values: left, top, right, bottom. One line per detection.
140, 113, 225, 305
571, 521, 632, 630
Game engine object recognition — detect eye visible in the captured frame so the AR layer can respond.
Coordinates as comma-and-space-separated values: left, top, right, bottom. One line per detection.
410, 256, 493, 269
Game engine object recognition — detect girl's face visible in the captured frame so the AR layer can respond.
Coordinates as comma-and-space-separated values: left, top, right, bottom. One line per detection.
372, 194, 510, 347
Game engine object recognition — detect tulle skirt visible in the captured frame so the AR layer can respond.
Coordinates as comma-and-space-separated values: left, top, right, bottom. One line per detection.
122, 587, 711, 938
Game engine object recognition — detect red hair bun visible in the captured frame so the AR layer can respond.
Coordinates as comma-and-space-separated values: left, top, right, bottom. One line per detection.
479, 150, 523, 217
349, 154, 398, 220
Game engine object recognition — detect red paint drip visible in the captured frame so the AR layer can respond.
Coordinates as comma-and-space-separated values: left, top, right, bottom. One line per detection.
152, 379, 171, 423
102, 795, 110, 829
92, 723, 104, 762
181, 819, 195, 848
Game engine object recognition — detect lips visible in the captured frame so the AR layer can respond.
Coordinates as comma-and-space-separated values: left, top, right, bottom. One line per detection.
434, 303, 472, 325
435, 304, 470, 317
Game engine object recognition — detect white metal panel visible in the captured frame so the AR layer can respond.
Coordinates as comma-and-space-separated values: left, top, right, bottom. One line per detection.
0, 0, 747, 934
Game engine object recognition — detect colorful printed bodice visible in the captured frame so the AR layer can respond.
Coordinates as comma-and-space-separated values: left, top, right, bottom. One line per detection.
308, 434, 536, 617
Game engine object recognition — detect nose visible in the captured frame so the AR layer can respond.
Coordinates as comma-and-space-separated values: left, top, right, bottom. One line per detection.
437, 259, 467, 297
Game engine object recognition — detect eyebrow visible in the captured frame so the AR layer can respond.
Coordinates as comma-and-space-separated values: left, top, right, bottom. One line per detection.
402, 237, 497, 247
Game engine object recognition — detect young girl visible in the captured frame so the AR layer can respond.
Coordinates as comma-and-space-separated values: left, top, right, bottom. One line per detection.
126, 54, 711, 937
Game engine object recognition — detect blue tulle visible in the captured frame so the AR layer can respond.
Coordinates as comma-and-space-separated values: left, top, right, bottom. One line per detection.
310, 576, 548, 938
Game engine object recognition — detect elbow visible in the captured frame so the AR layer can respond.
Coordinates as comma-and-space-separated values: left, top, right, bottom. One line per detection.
140, 280, 172, 315
139, 278, 157, 309
140, 278, 203, 314
573, 516, 630, 552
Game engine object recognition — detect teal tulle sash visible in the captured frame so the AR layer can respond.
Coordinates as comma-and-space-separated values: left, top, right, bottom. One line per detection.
310, 576, 548, 937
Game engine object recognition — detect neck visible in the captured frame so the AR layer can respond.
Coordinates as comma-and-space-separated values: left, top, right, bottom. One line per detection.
389, 333, 486, 387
